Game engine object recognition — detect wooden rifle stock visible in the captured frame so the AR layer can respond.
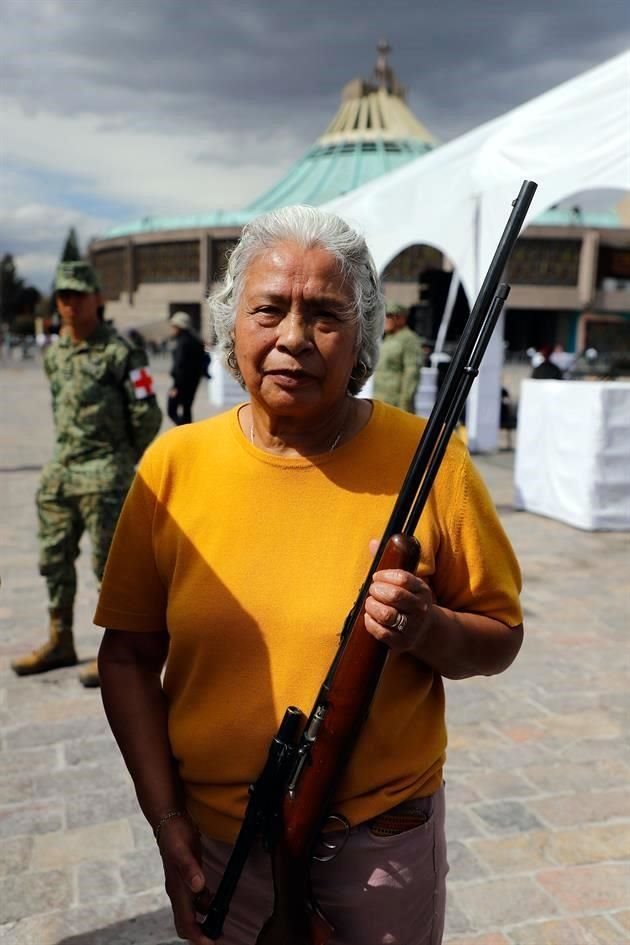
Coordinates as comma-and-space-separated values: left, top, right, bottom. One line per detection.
200, 180, 538, 944
257, 534, 420, 945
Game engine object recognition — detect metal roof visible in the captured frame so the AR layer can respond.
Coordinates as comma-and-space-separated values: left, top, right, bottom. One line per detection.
533, 207, 623, 229
102, 209, 254, 238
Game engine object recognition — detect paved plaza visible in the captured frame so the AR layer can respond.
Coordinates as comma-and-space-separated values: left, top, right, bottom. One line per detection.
1, 354, 629, 945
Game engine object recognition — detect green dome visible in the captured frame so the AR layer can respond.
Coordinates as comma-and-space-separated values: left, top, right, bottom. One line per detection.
246, 138, 432, 212
101, 43, 436, 238
248, 42, 436, 211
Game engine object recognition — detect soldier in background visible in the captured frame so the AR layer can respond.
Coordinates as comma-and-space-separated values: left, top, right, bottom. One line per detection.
11, 261, 162, 688
373, 302, 424, 413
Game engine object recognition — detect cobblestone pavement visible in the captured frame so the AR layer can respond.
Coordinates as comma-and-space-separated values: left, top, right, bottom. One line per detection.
1, 356, 629, 945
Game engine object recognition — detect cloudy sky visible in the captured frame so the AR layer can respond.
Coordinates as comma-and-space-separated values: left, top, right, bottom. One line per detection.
1, 0, 628, 290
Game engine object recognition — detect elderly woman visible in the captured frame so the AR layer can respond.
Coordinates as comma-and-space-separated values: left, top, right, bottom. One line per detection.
95, 206, 523, 945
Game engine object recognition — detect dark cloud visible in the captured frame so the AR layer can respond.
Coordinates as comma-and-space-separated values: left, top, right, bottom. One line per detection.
2, 0, 626, 290
2, 0, 628, 146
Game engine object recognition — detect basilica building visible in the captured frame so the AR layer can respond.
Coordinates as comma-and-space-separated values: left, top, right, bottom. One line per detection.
89, 45, 630, 359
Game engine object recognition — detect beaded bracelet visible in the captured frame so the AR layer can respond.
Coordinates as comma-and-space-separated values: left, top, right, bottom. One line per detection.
154, 809, 187, 844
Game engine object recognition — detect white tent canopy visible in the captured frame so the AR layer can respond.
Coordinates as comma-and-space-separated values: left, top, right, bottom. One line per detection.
325, 50, 630, 451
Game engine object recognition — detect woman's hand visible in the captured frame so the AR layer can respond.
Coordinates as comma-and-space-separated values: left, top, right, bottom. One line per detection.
363, 540, 524, 678
157, 815, 215, 944
364, 539, 433, 655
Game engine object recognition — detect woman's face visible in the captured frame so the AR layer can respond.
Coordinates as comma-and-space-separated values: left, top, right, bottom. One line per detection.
233, 241, 359, 419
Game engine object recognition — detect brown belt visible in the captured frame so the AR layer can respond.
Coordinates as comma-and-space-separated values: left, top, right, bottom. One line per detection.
369, 796, 434, 838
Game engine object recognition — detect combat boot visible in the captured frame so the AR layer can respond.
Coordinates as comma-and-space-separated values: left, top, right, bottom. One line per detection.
11, 609, 78, 676
78, 660, 100, 689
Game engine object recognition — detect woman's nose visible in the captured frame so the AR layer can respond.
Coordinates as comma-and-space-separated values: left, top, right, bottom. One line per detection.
277, 312, 313, 352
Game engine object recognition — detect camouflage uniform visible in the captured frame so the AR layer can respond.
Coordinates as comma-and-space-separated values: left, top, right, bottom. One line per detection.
372, 326, 424, 413
38, 322, 162, 608
12, 261, 162, 684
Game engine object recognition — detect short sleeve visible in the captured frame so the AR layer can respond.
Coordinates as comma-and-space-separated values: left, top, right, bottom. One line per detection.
94, 446, 167, 632
431, 450, 523, 628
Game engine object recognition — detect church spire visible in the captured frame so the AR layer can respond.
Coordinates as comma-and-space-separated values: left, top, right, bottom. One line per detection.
374, 40, 392, 90
373, 40, 405, 98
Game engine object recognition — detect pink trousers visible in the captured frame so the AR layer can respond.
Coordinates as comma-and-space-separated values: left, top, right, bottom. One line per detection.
200, 784, 448, 945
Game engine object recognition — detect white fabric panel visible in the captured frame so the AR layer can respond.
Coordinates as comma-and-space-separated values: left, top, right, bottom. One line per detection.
514, 380, 630, 531
208, 359, 246, 409
465, 311, 504, 453
326, 125, 485, 301
474, 52, 630, 273
325, 51, 630, 452
328, 50, 630, 299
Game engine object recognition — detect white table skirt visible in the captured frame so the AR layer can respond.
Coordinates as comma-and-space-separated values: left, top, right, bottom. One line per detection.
514, 379, 630, 531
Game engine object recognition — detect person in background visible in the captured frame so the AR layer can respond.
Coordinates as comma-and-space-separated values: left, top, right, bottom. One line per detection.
531, 345, 563, 380
127, 328, 147, 351
421, 340, 433, 368
94, 206, 523, 944
550, 343, 573, 373
11, 261, 162, 688
372, 301, 424, 412
167, 311, 207, 425
500, 386, 517, 449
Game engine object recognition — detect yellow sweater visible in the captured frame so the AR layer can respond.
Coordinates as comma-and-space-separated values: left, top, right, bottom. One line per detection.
95, 400, 522, 842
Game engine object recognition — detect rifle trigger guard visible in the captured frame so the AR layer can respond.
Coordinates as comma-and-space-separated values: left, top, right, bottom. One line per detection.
312, 814, 350, 862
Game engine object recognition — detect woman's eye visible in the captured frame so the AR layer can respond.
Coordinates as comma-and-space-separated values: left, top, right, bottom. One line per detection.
255, 307, 282, 321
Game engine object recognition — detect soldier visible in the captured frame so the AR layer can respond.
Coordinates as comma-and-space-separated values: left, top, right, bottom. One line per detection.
372, 302, 424, 412
11, 261, 162, 687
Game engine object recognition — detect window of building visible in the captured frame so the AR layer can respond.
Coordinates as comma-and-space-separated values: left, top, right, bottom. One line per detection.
92, 248, 128, 301
135, 241, 200, 285
597, 246, 630, 287
507, 238, 581, 286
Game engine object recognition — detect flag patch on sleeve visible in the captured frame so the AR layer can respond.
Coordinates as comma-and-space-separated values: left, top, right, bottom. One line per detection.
130, 367, 155, 399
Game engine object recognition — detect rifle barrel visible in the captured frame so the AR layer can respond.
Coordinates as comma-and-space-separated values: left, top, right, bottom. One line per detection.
334, 180, 537, 651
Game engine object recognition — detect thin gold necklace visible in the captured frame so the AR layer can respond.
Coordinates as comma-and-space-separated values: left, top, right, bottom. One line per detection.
249, 415, 347, 453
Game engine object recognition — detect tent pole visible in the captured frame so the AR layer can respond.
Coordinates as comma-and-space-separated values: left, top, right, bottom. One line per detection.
434, 271, 460, 355
466, 193, 503, 453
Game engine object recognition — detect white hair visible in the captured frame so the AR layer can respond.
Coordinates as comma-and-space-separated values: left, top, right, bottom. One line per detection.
208, 205, 385, 394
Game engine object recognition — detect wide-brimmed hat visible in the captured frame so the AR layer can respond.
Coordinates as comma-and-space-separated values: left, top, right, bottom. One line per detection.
170, 311, 199, 337
55, 261, 100, 294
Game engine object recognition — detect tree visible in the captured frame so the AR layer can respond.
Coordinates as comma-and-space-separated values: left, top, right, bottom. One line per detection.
0, 255, 42, 331
0, 254, 24, 325
60, 227, 82, 262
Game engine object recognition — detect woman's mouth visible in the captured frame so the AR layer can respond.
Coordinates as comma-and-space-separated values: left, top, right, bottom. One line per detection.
265, 369, 315, 386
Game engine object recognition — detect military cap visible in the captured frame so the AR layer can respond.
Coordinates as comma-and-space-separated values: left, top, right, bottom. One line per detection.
55, 261, 101, 294
385, 301, 407, 316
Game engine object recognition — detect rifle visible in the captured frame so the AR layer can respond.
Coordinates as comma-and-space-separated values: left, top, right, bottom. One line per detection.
200, 179, 538, 943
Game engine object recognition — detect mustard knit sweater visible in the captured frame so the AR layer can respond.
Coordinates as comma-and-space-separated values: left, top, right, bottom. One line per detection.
95, 400, 522, 842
